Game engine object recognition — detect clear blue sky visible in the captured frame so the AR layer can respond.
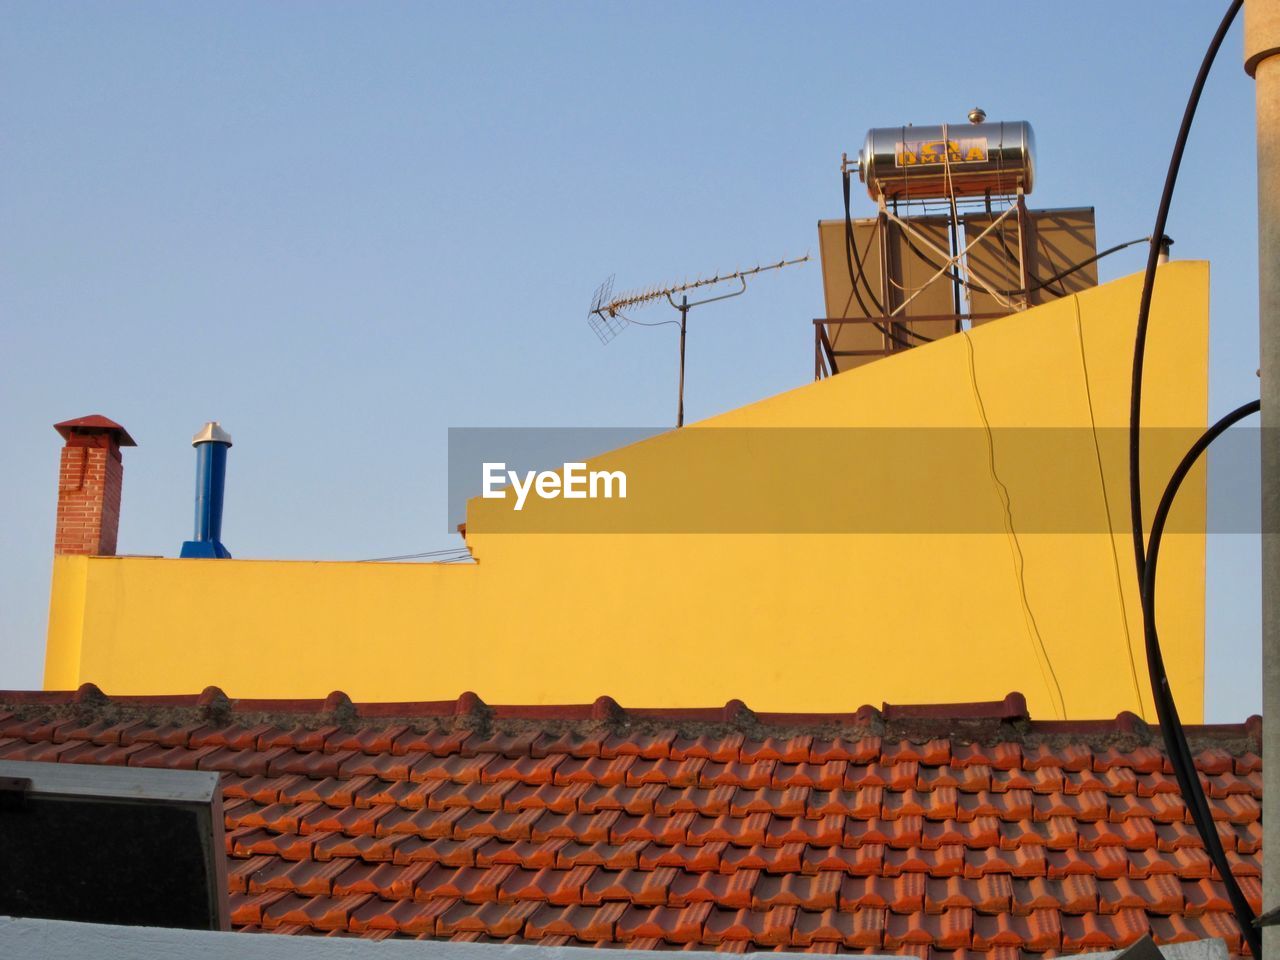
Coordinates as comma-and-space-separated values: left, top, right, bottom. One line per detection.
0, 1, 1263, 720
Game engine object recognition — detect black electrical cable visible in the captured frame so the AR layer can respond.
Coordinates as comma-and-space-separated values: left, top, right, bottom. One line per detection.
991, 222, 1067, 299
1140, 399, 1261, 955
1002, 225, 1073, 298
359, 547, 471, 562
1124, 0, 1258, 953
843, 169, 883, 317
842, 170, 932, 348
1131, 0, 1242, 580
1031, 236, 1152, 293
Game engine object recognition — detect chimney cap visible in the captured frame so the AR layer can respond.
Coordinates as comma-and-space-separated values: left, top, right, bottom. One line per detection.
192, 421, 232, 447
53, 415, 136, 447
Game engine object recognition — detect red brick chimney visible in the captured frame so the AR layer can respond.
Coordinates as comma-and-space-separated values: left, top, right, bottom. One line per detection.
52, 415, 136, 556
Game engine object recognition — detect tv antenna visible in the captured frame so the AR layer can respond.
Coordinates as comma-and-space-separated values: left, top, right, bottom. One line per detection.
588, 254, 809, 427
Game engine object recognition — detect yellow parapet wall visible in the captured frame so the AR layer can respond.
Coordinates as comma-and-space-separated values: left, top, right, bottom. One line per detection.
44, 265, 1209, 720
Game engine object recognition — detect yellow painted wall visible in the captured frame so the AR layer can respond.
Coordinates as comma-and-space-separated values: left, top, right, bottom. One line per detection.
44, 265, 1209, 720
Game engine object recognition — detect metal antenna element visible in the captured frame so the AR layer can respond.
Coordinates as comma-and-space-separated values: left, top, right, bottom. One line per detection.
589, 255, 810, 330
586, 253, 811, 426
587, 275, 624, 344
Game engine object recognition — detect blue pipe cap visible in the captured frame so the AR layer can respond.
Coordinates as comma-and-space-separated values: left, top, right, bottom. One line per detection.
191, 421, 232, 447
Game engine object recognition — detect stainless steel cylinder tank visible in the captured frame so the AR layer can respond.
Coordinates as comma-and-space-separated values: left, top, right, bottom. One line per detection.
857, 120, 1036, 201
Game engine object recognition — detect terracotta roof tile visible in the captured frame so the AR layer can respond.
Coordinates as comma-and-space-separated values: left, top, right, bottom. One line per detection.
310, 830, 405, 863
637, 841, 725, 873
326, 724, 408, 755
684, 812, 766, 846
414, 865, 513, 902
229, 890, 287, 925
1061, 907, 1150, 950
1045, 846, 1128, 880
229, 855, 275, 894
59, 741, 149, 766
668, 869, 760, 909
475, 837, 565, 869
1103, 875, 1182, 915
331, 860, 430, 897
281, 775, 371, 808
358, 777, 441, 810
260, 857, 358, 896
800, 788, 863, 819
525, 902, 626, 941
838, 874, 924, 913
1022, 744, 1091, 772
1193, 748, 1235, 777
848, 762, 919, 791
1093, 747, 1164, 774
653, 784, 735, 817
1231, 820, 1263, 855
925, 876, 1013, 914
668, 734, 744, 763
1221, 850, 1262, 879
533, 730, 605, 759
750, 873, 842, 911
950, 743, 1021, 771
963, 846, 1046, 879
231, 827, 318, 861
602, 730, 677, 761
469, 731, 545, 759
507, 780, 588, 814
1235, 752, 1262, 775
261, 892, 372, 931
393, 728, 471, 757
1011, 875, 1098, 915
129, 742, 221, 769
617, 903, 712, 943
790, 907, 855, 947
437, 900, 542, 938
884, 909, 974, 950
531, 810, 615, 844
740, 736, 814, 764
923, 817, 1000, 851
917, 765, 982, 794
702, 905, 797, 946
971, 909, 1062, 951
0, 689, 1261, 955
347, 895, 454, 935
720, 842, 807, 875
772, 761, 847, 790
551, 755, 633, 786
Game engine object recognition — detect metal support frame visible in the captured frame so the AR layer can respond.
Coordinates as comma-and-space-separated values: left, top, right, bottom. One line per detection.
812, 314, 1006, 378
1015, 190, 1032, 310
876, 211, 897, 353
820, 145, 1043, 380
666, 278, 746, 427
881, 202, 1019, 314
676, 296, 688, 428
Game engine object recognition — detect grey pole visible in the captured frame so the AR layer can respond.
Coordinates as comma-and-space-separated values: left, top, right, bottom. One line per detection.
1245, 1, 1280, 954
677, 296, 688, 428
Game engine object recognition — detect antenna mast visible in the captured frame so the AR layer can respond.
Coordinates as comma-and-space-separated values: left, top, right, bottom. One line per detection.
588, 255, 809, 427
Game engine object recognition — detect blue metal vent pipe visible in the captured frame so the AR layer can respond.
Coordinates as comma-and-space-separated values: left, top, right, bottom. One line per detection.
180, 421, 232, 559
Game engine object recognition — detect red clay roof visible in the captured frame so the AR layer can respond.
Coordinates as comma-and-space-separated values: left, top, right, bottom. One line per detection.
52, 414, 137, 446
0, 686, 1261, 956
